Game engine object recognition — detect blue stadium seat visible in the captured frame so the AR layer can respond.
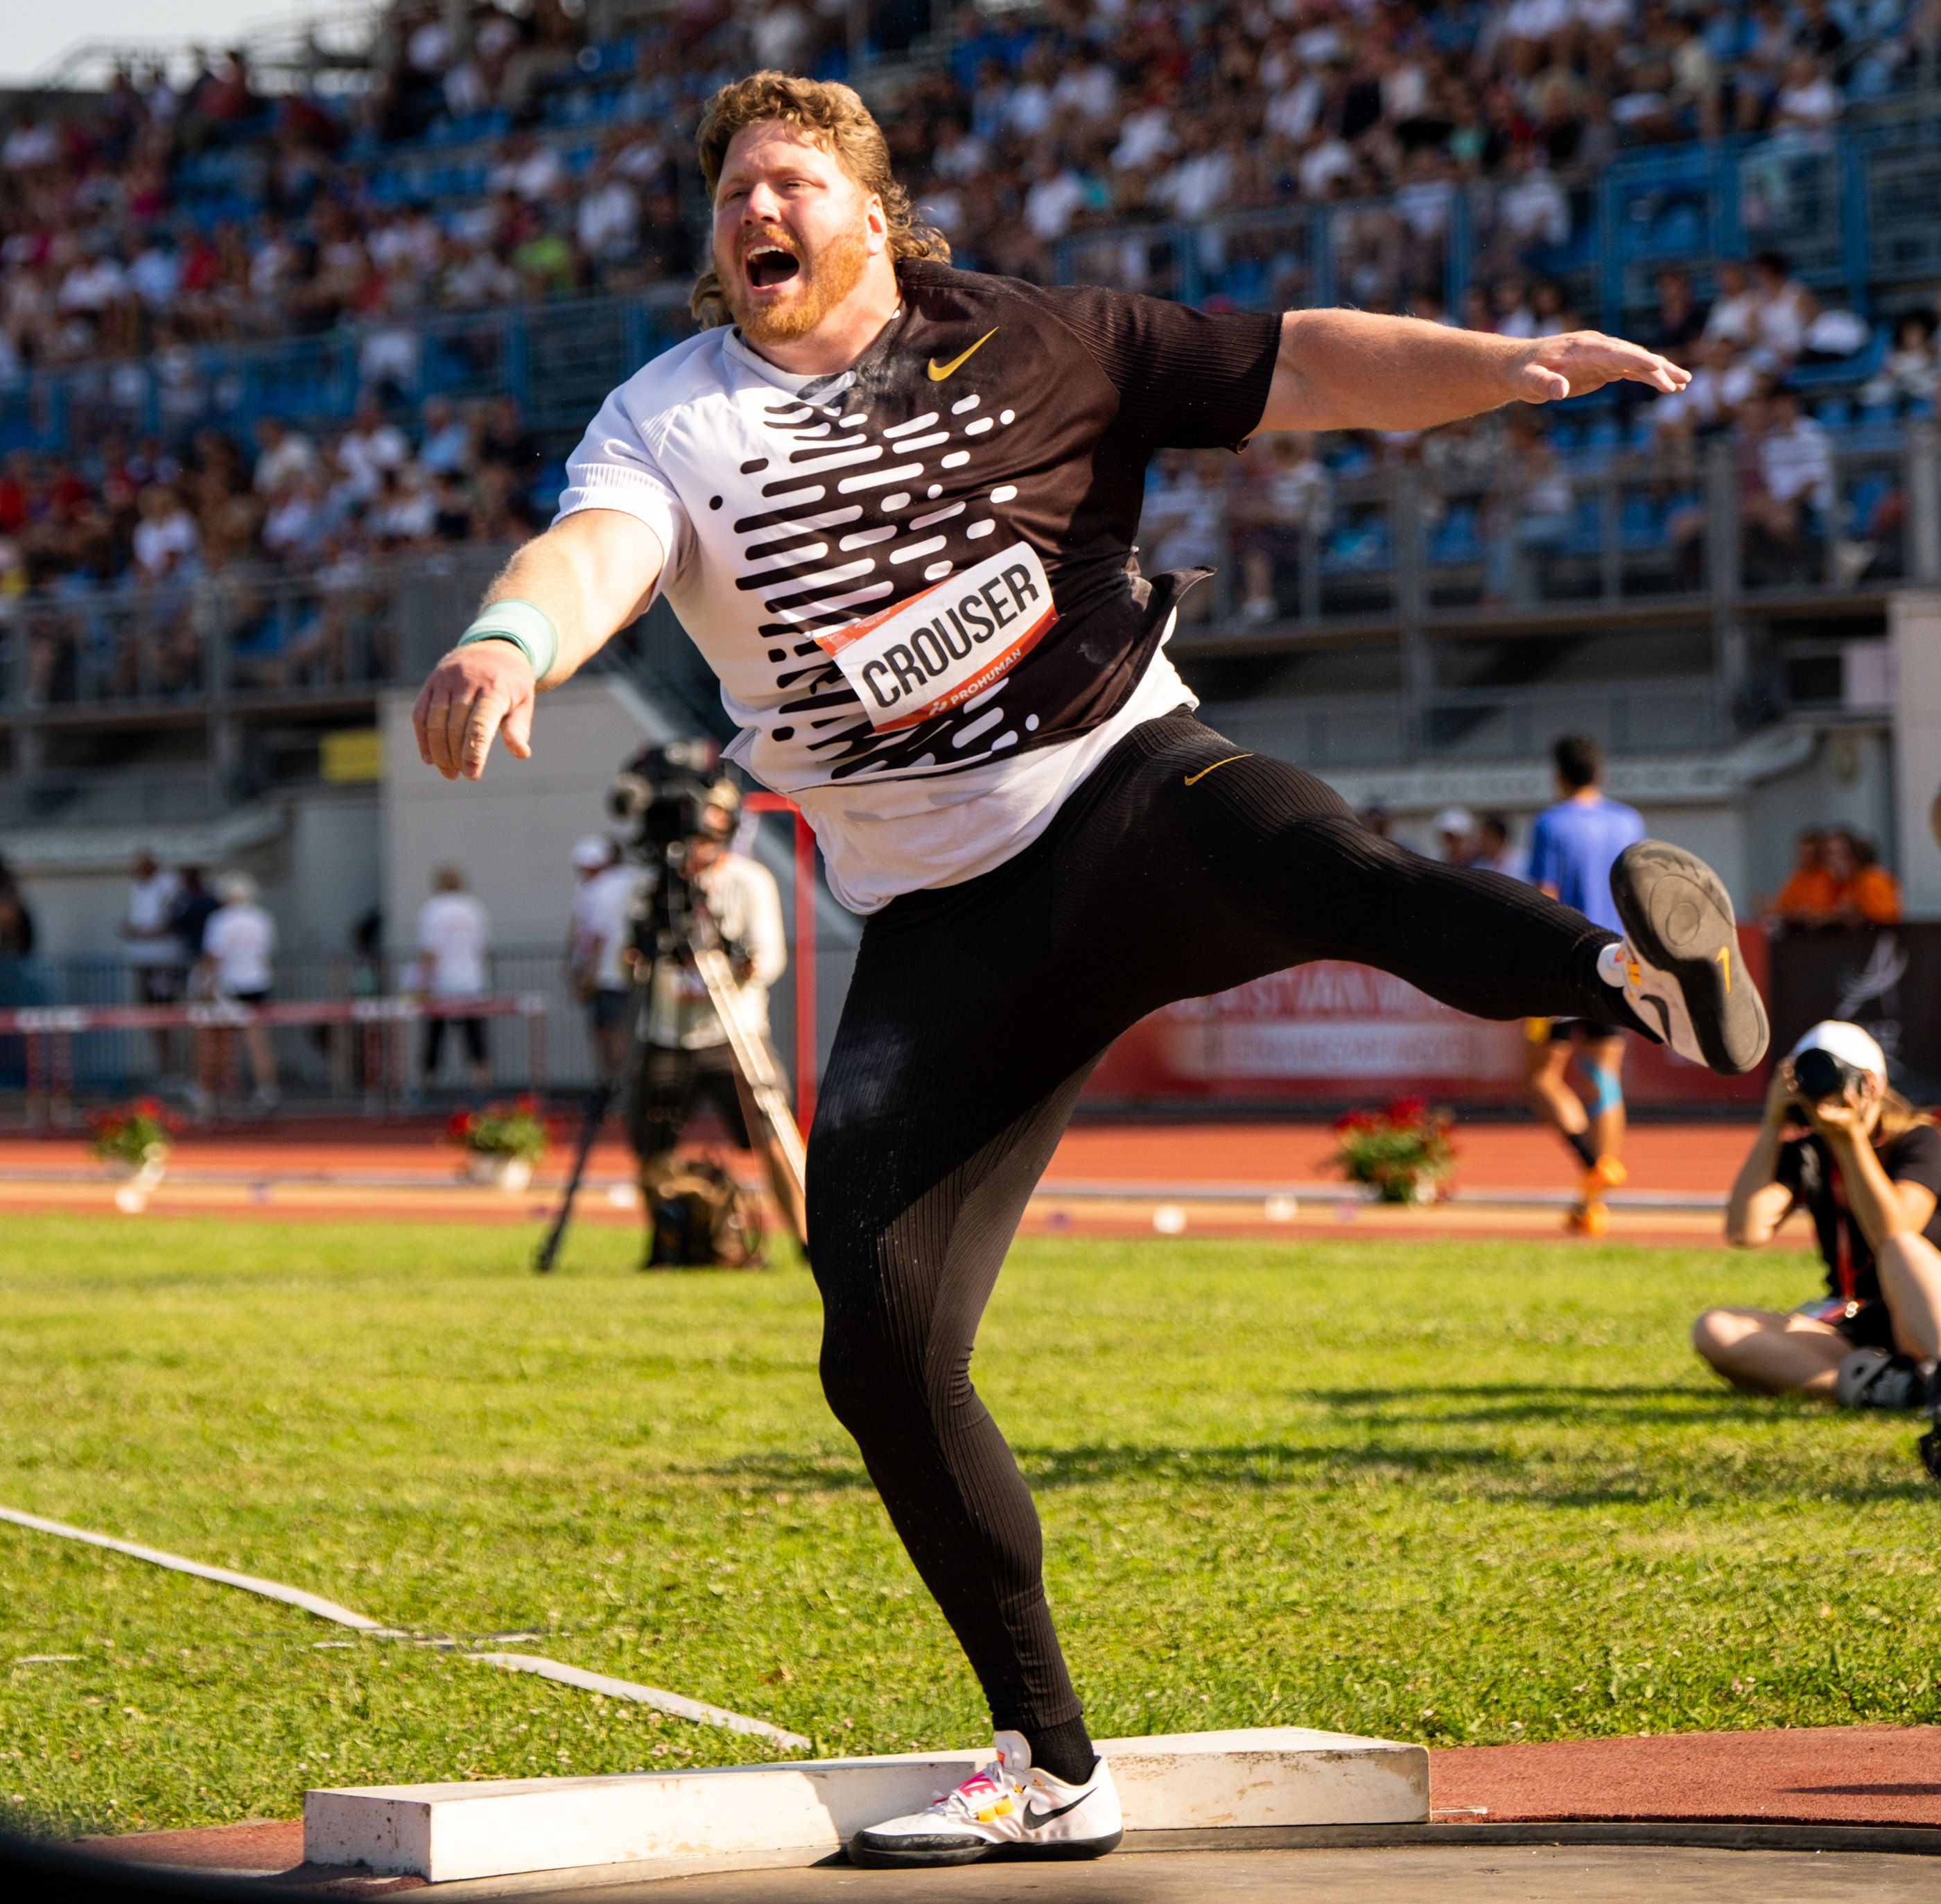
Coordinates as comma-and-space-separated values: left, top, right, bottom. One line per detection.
1619, 494, 1664, 548
1429, 503, 1482, 564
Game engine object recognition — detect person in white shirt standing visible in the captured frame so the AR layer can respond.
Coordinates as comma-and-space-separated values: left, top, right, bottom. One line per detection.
414, 865, 493, 1092
630, 789, 785, 1169
122, 851, 185, 1003
121, 849, 186, 1084
566, 833, 642, 1080
197, 872, 279, 1111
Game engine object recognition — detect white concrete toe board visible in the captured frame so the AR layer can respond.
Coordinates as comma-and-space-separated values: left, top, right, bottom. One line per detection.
305, 1752, 987, 1885
304, 1726, 1428, 1883
1097, 1727, 1427, 1833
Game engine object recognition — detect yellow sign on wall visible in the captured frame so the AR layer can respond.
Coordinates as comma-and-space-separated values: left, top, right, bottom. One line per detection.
320, 729, 383, 784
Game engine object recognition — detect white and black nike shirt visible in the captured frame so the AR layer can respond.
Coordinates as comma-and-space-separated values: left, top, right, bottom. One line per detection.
557, 261, 1280, 911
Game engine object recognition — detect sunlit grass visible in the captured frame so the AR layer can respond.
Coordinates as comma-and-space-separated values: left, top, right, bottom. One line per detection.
1, 1213, 1935, 1837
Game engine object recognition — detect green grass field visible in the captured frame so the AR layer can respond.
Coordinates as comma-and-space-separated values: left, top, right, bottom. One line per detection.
1, 1211, 1938, 1841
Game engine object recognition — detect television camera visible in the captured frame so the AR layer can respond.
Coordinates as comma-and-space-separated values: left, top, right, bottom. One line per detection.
533, 738, 808, 1272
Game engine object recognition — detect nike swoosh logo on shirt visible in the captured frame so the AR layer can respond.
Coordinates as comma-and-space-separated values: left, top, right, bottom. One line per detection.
1184, 753, 1253, 786
928, 328, 998, 381
1022, 1793, 1091, 1828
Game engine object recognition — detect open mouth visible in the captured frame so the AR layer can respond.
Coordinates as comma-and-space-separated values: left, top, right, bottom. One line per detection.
745, 245, 801, 290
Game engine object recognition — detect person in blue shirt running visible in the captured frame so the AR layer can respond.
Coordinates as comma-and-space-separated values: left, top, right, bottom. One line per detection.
1524, 734, 1648, 1234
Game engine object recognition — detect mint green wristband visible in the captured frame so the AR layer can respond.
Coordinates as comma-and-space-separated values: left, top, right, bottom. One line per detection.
456, 599, 559, 681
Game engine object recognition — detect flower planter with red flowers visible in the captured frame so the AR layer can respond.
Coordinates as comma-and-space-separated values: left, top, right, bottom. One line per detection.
1331, 1097, 1457, 1204
449, 1096, 552, 1192
89, 1098, 180, 1192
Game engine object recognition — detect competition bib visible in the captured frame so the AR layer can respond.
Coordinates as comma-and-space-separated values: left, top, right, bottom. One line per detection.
815, 542, 1057, 732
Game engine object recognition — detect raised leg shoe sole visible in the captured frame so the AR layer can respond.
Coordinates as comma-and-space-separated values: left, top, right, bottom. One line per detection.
1610, 841, 1769, 1076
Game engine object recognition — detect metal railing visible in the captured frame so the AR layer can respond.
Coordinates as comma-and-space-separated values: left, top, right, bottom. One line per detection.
0, 914, 860, 1108
1207, 680, 1729, 770
0, 539, 741, 739
1165, 431, 1938, 635
0, 429, 1924, 813
0, 433, 1924, 730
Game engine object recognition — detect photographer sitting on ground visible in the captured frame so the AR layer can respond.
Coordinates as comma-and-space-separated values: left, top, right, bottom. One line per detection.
1696, 1022, 1941, 1407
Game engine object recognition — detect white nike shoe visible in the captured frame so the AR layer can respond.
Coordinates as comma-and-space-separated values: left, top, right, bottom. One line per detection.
1602, 840, 1769, 1076
847, 1731, 1124, 1869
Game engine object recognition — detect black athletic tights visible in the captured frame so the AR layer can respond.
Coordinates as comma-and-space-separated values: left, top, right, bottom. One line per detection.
806, 711, 1632, 1755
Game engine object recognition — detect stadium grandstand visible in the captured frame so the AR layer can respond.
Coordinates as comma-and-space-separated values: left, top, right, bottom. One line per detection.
1, 0, 1939, 1096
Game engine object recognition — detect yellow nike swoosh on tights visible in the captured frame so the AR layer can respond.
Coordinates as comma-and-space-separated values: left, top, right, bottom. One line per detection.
927, 328, 999, 381
1184, 754, 1253, 786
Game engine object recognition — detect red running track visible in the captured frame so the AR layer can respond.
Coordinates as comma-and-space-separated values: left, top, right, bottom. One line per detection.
0, 1118, 1762, 1196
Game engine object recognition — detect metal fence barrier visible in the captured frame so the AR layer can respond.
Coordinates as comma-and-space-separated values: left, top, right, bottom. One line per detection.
0, 992, 548, 1127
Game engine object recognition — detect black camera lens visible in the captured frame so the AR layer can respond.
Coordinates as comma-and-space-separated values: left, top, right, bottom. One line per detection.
1793, 1047, 1861, 1102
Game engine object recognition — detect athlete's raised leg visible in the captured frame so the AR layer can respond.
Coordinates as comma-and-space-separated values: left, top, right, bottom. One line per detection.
813, 713, 1765, 1847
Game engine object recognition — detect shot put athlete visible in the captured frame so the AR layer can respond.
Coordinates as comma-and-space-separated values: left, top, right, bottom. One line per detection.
413, 72, 1769, 1869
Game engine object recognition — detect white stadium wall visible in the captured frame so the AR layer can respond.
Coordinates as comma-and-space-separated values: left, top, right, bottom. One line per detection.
380, 677, 672, 958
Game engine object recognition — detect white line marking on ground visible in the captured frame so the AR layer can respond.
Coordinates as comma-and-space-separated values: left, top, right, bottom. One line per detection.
471, 1654, 810, 1749
0, 1505, 398, 1632
0, 1503, 810, 1751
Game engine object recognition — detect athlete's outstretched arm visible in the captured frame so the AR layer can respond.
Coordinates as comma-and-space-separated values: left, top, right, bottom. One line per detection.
413, 508, 665, 781
1258, 310, 1689, 435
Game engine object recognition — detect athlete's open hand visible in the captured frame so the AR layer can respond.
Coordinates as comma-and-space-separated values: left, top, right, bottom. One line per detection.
1510, 331, 1691, 404
413, 641, 536, 780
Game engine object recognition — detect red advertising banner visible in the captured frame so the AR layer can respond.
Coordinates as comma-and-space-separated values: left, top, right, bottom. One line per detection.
1084, 928, 1769, 1109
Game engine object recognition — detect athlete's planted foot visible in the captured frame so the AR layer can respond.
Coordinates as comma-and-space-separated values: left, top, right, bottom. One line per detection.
848, 1731, 1124, 1869
1603, 841, 1770, 1076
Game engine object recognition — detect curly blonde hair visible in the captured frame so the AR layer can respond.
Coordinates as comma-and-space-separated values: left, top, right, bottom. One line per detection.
689, 71, 950, 328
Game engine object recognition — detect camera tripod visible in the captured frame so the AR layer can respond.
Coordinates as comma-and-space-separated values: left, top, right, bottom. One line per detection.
533, 910, 808, 1274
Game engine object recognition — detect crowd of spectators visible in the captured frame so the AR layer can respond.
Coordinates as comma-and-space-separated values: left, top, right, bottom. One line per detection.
0, 251, 1920, 636
1765, 822, 1904, 923
0, 0, 1935, 628
1, 0, 1934, 380
0, 392, 545, 698
1140, 250, 1922, 620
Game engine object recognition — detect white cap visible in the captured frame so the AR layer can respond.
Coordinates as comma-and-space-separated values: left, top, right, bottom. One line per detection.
571, 833, 613, 871
1791, 1020, 1887, 1080
1434, 806, 1475, 835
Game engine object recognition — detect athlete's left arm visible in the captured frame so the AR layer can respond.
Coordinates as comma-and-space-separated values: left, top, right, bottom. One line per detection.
1258, 311, 1690, 435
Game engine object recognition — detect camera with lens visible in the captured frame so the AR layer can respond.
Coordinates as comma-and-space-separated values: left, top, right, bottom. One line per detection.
608, 737, 740, 865
1791, 1046, 1868, 1105
605, 736, 745, 969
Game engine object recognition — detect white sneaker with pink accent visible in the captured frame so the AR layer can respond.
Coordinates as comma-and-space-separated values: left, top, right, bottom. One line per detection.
847, 1731, 1124, 1869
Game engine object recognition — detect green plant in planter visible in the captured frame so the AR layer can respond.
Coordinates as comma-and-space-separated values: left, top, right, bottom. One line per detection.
1331, 1096, 1456, 1204
88, 1098, 179, 1171
448, 1096, 552, 1163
